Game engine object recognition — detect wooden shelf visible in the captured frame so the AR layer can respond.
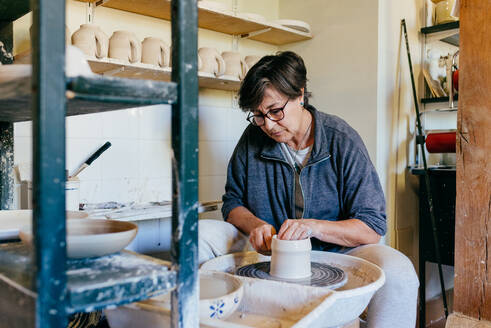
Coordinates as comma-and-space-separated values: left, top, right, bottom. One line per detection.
0, 73, 178, 122
78, 0, 312, 45
0, 243, 176, 324
87, 57, 241, 91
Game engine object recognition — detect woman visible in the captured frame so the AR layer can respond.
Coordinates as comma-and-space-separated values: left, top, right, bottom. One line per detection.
199, 51, 419, 328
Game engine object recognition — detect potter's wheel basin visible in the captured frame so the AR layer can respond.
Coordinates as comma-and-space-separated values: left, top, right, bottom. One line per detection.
201, 251, 385, 327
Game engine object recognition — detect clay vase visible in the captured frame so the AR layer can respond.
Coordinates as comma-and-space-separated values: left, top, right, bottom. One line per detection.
435, 0, 458, 24
221, 51, 247, 80
244, 55, 262, 71
198, 47, 225, 77
71, 24, 109, 58
109, 30, 141, 63
141, 37, 171, 68
269, 235, 312, 279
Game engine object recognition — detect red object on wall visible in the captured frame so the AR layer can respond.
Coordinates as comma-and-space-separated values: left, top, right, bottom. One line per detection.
426, 132, 456, 153
453, 69, 459, 91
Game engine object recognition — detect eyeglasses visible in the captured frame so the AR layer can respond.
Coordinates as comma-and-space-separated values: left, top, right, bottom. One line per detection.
246, 100, 289, 127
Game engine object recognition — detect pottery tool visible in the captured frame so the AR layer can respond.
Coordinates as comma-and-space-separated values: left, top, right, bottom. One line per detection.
236, 261, 347, 289
70, 141, 111, 179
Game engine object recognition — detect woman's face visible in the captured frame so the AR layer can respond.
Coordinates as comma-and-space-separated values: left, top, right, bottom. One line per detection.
254, 87, 304, 144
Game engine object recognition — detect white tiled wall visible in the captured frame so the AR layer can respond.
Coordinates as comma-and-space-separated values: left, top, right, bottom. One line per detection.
13, 103, 249, 213
12, 0, 278, 216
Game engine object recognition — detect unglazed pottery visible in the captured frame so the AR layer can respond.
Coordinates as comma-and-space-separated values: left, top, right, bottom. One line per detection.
435, 0, 458, 24
272, 19, 311, 33
141, 37, 171, 68
0, 210, 88, 240
0, 64, 31, 84
270, 235, 312, 279
221, 51, 247, 81
198, 47, 225, 77
71, 24, 109, 58
19, 218, 137, 258
109, 30, 141, 63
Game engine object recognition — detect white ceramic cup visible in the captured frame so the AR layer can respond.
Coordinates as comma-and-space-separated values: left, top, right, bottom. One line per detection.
198, 47, 225, 77
221, 51, 247, 80
270, 235, 312, 279
109, 30, 141, 63
141, 37, 171, 67
71, 24, 109, 58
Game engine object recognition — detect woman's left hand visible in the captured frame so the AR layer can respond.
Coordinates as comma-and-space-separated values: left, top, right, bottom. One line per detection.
277, 219, 315, 240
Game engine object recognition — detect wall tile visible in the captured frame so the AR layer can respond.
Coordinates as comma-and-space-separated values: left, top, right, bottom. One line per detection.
138, 105, 171, 140
139, 140, 172, 179
13, 136, 32, 165
227, 108, 249, 141
199, 141, 231, 176
137, 177, 172, 202
100, 177, 137, 203
101, 108, 139, 139
66, 113, 103, 139
101, 139, 139, 179
199, 106, 230, 141
79, 179, 103, 204
13, 121, 32, 137
199, 175, 227, 202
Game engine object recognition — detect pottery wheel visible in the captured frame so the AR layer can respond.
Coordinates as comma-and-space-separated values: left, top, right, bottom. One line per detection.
236, 261, 348, 289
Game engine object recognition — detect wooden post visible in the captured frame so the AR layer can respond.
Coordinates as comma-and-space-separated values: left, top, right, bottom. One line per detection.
454, 0, 491, 321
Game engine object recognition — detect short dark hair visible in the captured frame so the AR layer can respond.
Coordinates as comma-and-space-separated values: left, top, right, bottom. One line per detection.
238, 51, 310, 112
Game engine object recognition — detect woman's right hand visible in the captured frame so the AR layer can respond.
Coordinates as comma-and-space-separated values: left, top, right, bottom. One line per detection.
249, 223, 277, 255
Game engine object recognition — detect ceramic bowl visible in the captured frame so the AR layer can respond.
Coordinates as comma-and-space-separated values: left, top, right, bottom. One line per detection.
105, 271, 243, 327
0, 64, 31, 84
272, 19, 312, 33
19, 218, 137, 258
0, 210, 88, 241
199, 271, 244, 320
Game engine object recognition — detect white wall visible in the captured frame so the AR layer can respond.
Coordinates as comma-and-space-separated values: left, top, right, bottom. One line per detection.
12, 0, 278, 209
279, 0, 379, 162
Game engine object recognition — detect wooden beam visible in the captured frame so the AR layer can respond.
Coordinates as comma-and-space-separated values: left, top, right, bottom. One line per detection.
454, 0, 491, 321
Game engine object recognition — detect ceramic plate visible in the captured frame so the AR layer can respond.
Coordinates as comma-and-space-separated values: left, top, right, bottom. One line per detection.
272, 19, 311, 33
0, 64, 32, 84
0, 210, 89, 241
19, 218, 137, 258
238, 12, 266, 22
198, 0, 229, 12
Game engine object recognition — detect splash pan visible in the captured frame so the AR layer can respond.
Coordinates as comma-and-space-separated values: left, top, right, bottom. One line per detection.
201, 251, 386, 327
236, 261, 347, 289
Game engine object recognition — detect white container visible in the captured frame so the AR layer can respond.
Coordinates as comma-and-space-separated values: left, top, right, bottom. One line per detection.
65, 179, 80, 211
22, 179, 80, 211
270, 235, 311, 279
